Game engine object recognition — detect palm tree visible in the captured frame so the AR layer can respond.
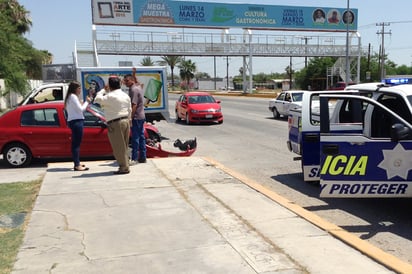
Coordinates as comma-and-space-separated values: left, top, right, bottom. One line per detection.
1, 0, 32, 34
140, 56, 155, 66
39, 50, 53, 65
157, 55, 182, 88
178, 59, 196, 90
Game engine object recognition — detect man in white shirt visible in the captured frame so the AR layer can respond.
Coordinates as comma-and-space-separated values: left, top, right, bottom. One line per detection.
94, 76, 132, 174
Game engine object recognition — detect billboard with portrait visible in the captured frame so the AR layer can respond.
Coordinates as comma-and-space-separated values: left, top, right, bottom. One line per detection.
77, 66, 168, 113
91, 0, 358, 32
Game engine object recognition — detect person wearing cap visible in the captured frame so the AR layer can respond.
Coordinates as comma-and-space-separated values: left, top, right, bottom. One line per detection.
94, 76, 132, 174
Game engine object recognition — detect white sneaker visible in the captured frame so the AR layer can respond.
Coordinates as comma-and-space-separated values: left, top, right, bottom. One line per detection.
129, 160, 138, 166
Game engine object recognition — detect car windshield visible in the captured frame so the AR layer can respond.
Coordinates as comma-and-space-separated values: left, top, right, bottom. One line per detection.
188, 95, 215, 104
18, 87, 37, 106
88, 103, 105, 116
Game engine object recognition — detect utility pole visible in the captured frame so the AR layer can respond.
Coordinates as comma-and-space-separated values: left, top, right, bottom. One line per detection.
226, 56, 229, 89
345, 0, 350, 85
376, 22, 391, 81
289, 55, 293, 89
300, 36, 312, 68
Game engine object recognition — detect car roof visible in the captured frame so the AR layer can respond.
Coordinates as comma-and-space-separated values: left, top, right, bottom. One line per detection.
282, 90, 307, 93
184, 91, 212, 96
379, 84, 412, 96
344, 82, 386, 91
345, 83, 412, 96
16, 101, 65, 110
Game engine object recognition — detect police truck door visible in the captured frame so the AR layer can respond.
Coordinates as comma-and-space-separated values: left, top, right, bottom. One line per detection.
318, 95, 412, 198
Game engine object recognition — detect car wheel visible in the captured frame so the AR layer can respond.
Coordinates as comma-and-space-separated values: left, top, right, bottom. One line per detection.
185, 113, 191, 125
272, 108, 280, 119
218, 120, 223, 124
4, 143, 32, 168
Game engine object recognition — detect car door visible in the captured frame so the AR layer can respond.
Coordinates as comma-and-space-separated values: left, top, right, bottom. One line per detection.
319, 95, 412, 198
176, 95, 188, 119
20, 107, 71, 157
78, 108, 113, 156
274, 92, 286, 115
299, 92, 363, 182
280, 92, 292, 116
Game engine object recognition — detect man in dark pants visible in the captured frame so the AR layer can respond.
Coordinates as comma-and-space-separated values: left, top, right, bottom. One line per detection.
124, 73, 146, 164
94, 76, 132, 174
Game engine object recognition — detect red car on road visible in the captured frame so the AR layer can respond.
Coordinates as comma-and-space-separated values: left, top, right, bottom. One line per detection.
175, 91, 223, 124
0, 102, 162, 167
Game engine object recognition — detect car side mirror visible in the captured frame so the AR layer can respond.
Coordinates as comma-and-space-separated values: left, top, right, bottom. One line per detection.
216, 100, 221, 104
391, 123, 411, 141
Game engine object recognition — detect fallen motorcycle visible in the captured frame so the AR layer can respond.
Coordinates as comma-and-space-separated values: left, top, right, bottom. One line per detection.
143, 124, 197, 158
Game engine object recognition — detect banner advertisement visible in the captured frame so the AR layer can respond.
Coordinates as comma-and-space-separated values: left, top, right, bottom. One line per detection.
91, 0, 358, 32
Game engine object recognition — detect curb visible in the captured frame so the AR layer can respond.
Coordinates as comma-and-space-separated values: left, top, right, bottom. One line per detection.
202, 156, 412, 274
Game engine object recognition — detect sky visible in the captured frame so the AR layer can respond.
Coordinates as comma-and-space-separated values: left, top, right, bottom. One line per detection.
19, 0, 412, 78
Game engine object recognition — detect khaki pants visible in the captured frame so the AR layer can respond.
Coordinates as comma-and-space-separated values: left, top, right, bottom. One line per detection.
107, 119, 130, 172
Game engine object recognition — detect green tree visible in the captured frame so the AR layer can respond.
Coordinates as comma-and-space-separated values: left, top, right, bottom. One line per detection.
24, 49, 47, 79
1, 0, 32, 34
157, 55, 182, 88
195, 71, 210, 79
294, 57, 336, 90
293, 53, 407, 89
140, 56, 155, 66
395, 64, 412, 75
254, 72, 270, 83
178, 59, 196, 90
0, 0, 33, 95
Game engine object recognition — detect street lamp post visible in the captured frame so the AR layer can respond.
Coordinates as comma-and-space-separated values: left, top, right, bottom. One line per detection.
345, 0, 350, 85
226, 56, 229, 90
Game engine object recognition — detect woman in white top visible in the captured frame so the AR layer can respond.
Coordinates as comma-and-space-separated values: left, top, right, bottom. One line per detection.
64, 81, 91, 171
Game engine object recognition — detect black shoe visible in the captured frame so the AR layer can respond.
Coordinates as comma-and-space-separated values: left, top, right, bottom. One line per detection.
138, 159, 146, 163
113, 170, 130, 175
74, 166, 89, 171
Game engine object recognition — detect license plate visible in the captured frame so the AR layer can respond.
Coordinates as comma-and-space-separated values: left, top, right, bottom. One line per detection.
205, 114, 213, 118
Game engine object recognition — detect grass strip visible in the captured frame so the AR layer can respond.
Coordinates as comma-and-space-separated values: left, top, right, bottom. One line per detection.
0, 180, 41, 274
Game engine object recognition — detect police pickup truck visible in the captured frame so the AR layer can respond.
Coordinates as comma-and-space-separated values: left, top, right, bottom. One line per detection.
287, 83, 412, 197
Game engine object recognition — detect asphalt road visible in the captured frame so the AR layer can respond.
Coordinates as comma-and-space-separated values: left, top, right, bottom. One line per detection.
160, 93, 412, 265
2, 93, 412, 265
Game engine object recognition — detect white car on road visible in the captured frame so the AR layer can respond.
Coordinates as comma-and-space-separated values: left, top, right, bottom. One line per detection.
268, 90, 306, 119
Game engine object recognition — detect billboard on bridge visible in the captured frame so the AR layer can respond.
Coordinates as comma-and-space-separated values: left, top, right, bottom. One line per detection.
91, 0, 358, 32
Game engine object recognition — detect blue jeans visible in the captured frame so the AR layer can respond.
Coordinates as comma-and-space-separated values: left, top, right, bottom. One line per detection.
131, 119, 146, 161
68, 119, 84, 167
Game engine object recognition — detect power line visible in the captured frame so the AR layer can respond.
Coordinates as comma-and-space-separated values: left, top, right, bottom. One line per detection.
359, 20, 412, 30
386, 20, 412, 24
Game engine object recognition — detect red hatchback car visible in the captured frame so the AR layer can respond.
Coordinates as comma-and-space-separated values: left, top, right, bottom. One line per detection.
0, 102, 160, 167
175, 91, 223, 124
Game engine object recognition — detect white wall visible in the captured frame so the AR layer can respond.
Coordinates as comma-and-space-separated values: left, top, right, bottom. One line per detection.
0, 79, 43, 109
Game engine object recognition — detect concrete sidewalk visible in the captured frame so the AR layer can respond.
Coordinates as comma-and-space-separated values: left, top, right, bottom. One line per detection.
12, 157, 400, 273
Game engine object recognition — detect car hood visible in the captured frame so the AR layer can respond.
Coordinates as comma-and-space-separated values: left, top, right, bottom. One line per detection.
190, 103, 221, 110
